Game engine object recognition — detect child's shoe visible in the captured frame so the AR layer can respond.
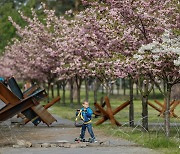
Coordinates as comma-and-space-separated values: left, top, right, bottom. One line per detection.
74, 137, 80, 142
80, 138, 86, 142
89, 138, 98, 143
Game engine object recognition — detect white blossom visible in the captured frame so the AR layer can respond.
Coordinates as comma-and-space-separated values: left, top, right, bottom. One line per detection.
174, 57, 180, 66
138, 41, 159, 53
152, 55, 160, 61
138, 30, 180, 66
133, 54, 143, 60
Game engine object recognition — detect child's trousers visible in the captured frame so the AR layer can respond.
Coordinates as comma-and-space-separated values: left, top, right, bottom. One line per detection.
80, 123, 95, 139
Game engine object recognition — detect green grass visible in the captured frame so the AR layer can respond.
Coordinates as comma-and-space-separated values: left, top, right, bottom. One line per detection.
95, 124, 180, 154
50, 105, 76, 121
45, 87, 180, 154
47, 88, 180, 123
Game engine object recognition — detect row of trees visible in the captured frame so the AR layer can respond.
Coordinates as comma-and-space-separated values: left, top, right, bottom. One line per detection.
0, 0, 179, 137
0, 0, 81, 53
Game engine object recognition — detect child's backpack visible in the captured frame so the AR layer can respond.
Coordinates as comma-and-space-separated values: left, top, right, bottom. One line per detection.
74, 109, 84, 127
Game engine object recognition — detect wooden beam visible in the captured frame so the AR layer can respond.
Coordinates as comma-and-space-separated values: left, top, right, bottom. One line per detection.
105, 96, 116, 125
154, 100, 164, 108
94, 99, 128, 126
113, 101, 130, 115
148, 101, 162, 113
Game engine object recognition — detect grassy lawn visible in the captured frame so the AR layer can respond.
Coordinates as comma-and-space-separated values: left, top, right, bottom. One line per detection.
46, 87, 180, 154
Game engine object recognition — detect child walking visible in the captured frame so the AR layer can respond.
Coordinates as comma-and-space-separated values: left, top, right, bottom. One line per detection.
76, 101, 97, 143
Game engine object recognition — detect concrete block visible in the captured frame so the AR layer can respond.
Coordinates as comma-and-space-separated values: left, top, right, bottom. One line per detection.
63, 143, 71, 148
32, 144, 42, 148
58, 143, 64, 147
13, 145, 25, 148
16, 140, 32, 148
50, 144, 57, 148
25, 141, 32, 148
41, 143, 50, 148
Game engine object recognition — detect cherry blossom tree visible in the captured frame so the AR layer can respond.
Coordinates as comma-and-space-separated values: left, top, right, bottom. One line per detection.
80, 0, 179, 132
0, 55, 15, 78
0, 0, 179, 135
134, 30, 180, 137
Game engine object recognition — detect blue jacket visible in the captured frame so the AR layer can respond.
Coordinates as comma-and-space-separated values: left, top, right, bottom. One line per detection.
0, 77, 4, 82
76, 107, 93, 123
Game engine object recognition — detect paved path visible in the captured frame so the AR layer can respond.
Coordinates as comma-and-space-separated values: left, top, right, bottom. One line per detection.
0, 114, 159, 154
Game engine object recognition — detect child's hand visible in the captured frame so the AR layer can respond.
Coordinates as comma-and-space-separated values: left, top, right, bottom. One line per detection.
82, 108, 87, 112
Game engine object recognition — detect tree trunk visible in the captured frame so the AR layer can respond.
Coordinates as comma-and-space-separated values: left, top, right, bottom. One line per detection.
56, 82, 60, 103
165, 84, 172, 137
69, 79, 74, 107
62, 81, 66, 105
123, 78, 126, 96
94, 78, 98, 103
94, 79, 97, 103
136, 83, 139, 96
75, 77, 82, 105
171, 83, 180, 100
85, 78, 89, 101
142, 94, 148, 131
111, 83, 114, 95
152, 85, 155, 97
77, 85, 81, 105
117, 85, 120, 95
163, 81, 166, 94
57, 82, 60, 97
43, 82, 46, 90
47, 82, 50, 103
51, 83, 54, 99
102, 85, 104, 94
129, 78, 134, 127
105, 81, 111, 97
